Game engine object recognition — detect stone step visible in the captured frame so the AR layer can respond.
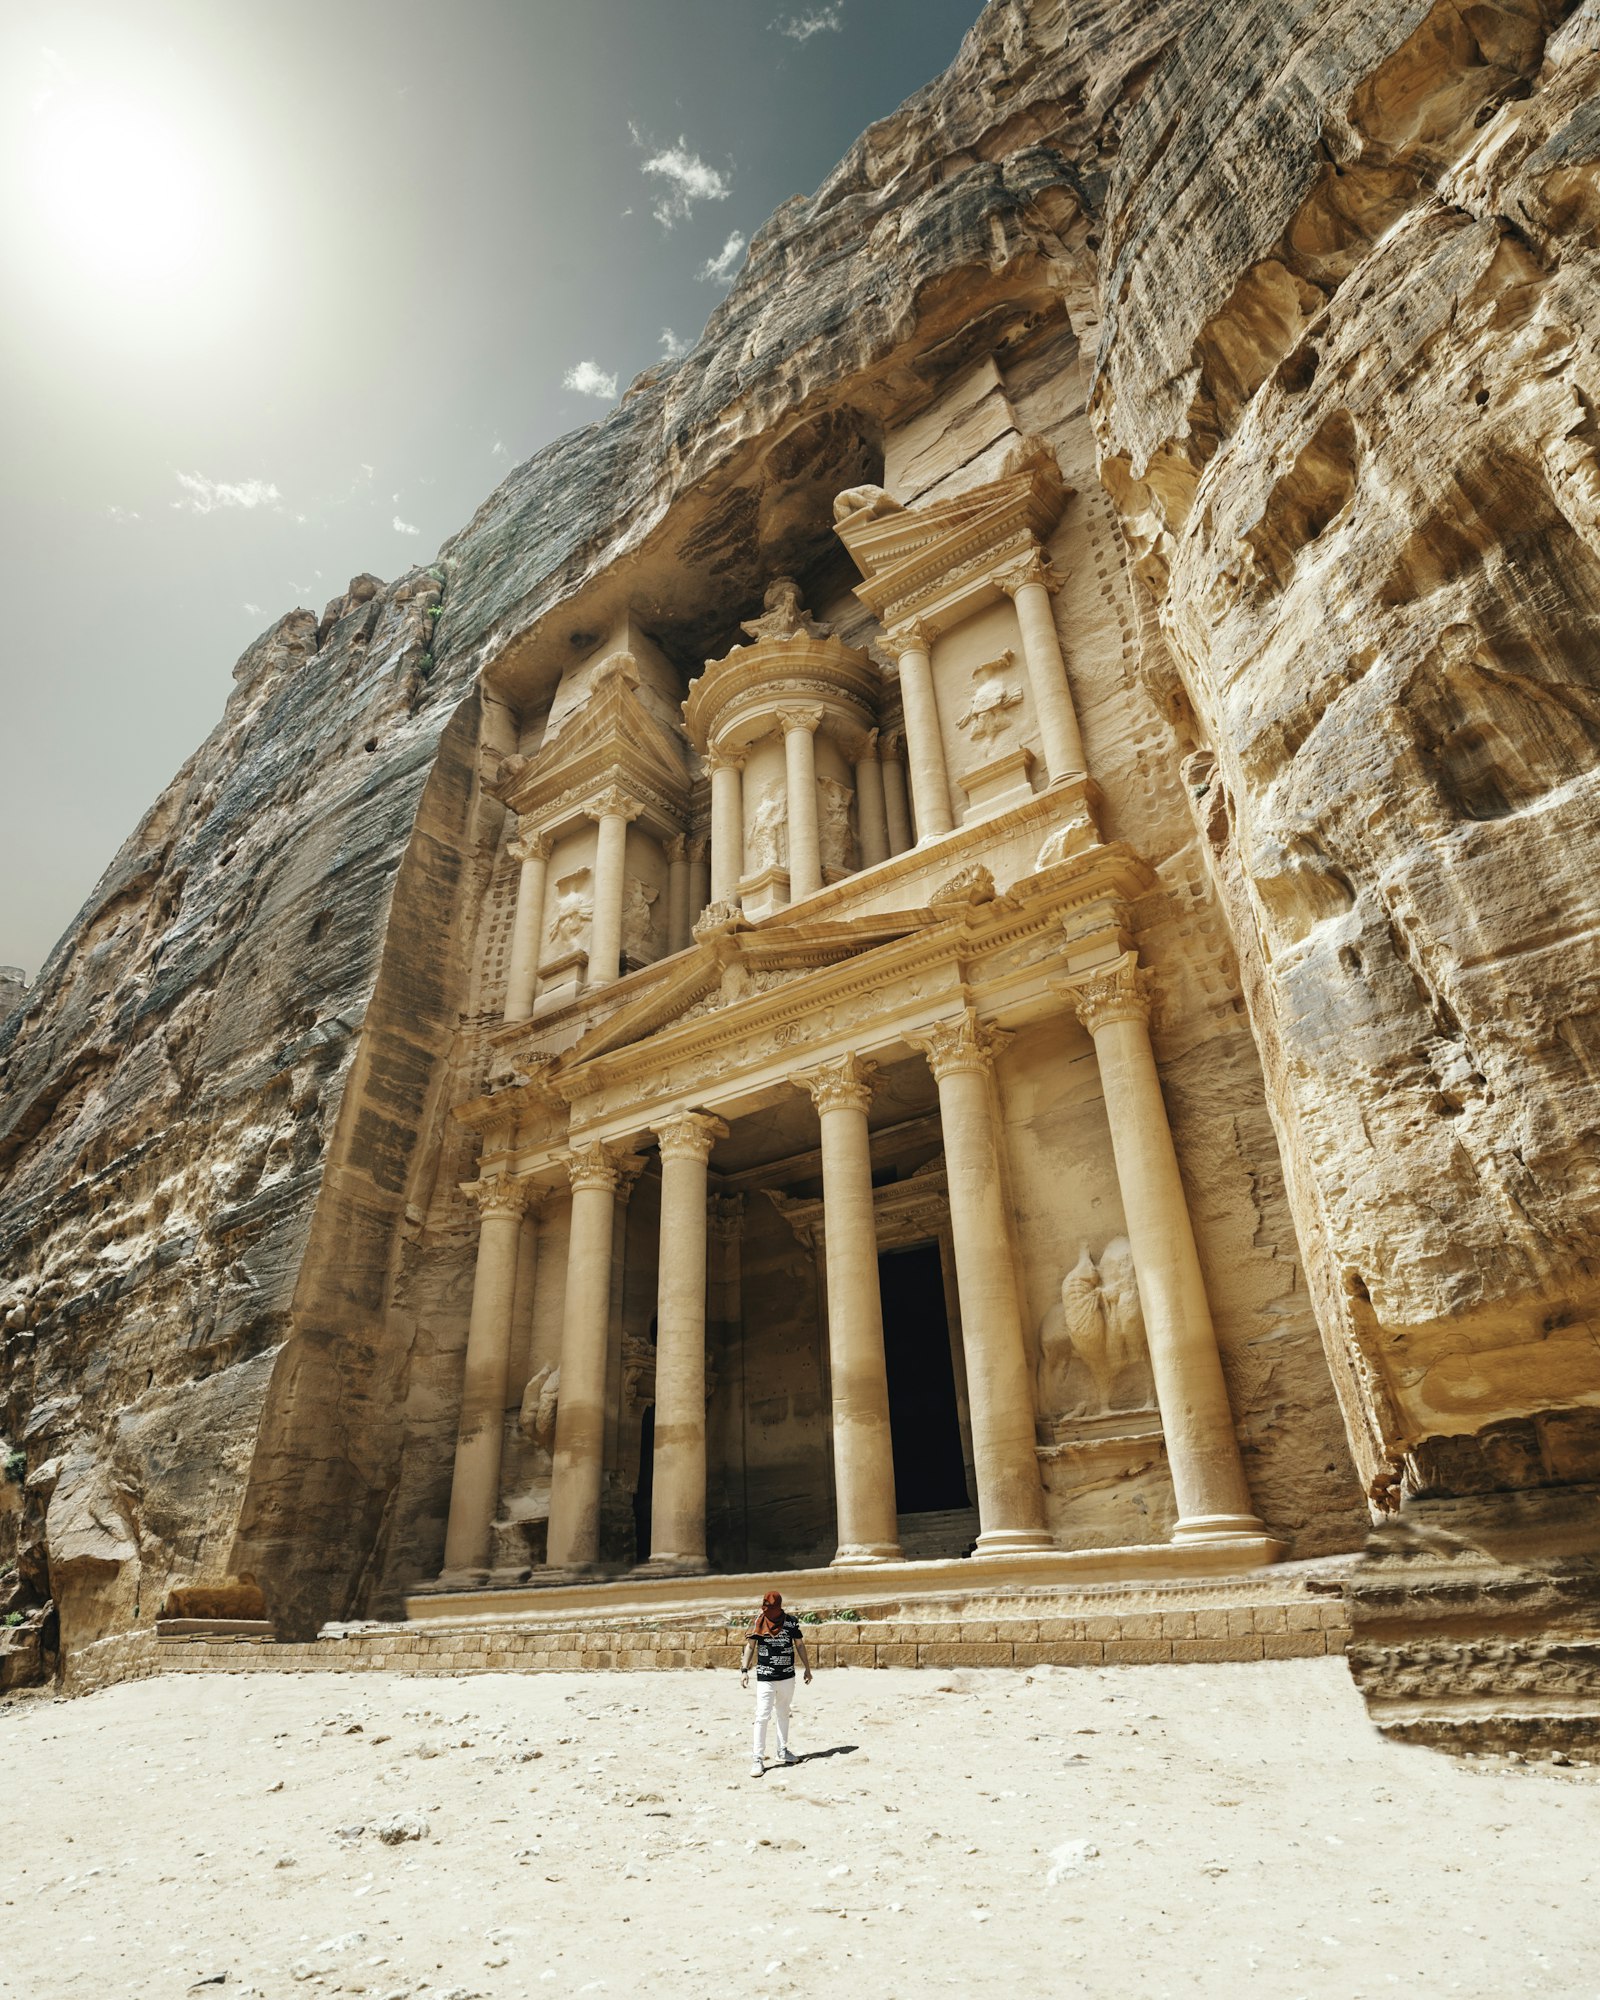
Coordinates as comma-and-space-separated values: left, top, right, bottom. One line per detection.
896, 1507, 981, 1559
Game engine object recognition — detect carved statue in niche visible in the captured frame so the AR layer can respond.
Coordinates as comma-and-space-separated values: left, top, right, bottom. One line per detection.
816, 775, 855, 873
518, 1364, 560, 1454
958, 652, 1025, 742
621, 877, 659, 961
546, 870, 592, 952
833, 484, 902, 523
1036, 1238, 1154, 1423
747, 789, 789, 872
740, 575, 830, 643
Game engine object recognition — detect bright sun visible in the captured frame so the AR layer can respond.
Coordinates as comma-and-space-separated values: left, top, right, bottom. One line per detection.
29, 92, 212, 288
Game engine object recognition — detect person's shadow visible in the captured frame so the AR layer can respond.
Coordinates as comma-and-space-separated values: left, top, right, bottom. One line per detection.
785, 1744, 859, 1764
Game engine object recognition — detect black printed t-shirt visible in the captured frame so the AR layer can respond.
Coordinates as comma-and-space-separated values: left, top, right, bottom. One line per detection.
752, 1614, 802, 1682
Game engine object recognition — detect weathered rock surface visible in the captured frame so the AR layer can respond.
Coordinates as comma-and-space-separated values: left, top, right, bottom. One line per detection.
2, 0, 1597, 1716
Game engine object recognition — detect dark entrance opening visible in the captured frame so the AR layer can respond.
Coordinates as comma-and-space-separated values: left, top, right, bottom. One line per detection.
633, 1404, 655, 1563
877, 1243, 968, 1513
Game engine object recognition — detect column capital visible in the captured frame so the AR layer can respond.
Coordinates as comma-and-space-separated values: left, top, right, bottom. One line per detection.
1056, 949, 1153, 1034
906, 1009, 1012, 1080
654, 1110, 730, 1162
663, 833, 688, 864
705, 743, 746, 774
460, 1174, 529, 1220
884, 617, 934, 659
687, 834, 710, 863
995, 546, 1060, 598
879, 727, 905, 761
508, 826, 554, 865
775, 704, 824, 737
792, 1052, 878, 1117
840, 724, 879, 763
708, 1192, 746, 1242
565, 1140, 637, 1196
587, 786, 643, 824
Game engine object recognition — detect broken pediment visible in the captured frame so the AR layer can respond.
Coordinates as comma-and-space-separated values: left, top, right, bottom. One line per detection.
497, 649, 691, 834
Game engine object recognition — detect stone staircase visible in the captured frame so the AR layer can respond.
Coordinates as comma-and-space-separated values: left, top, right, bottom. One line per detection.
896, 1507, 980, 1559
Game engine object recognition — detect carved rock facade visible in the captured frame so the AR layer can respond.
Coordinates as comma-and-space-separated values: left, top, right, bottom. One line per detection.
1, 2, 1595, 1744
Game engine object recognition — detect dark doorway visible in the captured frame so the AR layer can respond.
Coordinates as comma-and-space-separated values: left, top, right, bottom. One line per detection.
634, 1404, 655, 1563
877, 1244, 969, 1513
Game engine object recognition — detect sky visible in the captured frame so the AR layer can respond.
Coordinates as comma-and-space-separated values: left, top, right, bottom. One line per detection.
0, 0, 982, 981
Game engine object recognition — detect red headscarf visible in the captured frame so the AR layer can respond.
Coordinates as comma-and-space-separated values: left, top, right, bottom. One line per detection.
753, 1590, 784, 1637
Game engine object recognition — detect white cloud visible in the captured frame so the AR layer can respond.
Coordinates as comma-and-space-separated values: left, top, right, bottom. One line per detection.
105, 504, 141, 523
659, 327, 689, 361
698, 232, 746, 284
563, 359, 619, 401
393, 515, 420, 536
640, 138, 731, 228
774, 3, 845, 41
172, 471, 281, 515
491, 437, 508, 459
244, 602, 263, 617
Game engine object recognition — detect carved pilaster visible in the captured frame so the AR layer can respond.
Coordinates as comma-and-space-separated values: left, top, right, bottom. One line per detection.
664, 834, 688, 864
793, 1051, 878, 1117
708, 1192, 746, 1243
906, 1010, 1012, 1080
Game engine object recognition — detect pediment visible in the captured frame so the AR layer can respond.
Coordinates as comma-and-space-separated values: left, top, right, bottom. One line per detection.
562, 908, 939, 1068
501, 665, 691, 824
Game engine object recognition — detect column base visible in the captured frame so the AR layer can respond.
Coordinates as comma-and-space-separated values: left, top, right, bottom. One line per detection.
972, 1528, 1059, 1558
424, 1565, 490, 1592
632, 1555, 711, 1578
832, 1542, 904, 1565
1171, 1512, 1271, 1545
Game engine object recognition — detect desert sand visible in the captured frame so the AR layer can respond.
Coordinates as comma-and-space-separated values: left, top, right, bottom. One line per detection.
2, 1659, 1596, 2000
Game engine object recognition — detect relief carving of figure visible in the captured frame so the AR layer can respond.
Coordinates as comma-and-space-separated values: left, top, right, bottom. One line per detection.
958, 653, 1025, 742
518, 1364, 560, 1453
816, 776, 855, 873
747, 789, 789, 872
546, 870, 592, 953
621, 876, 660, 961
740, 575, 829, 643
1037, 1238, 1153, 1419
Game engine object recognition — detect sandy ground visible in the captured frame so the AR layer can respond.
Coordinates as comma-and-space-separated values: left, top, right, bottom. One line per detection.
3, 1659, 1598, 2000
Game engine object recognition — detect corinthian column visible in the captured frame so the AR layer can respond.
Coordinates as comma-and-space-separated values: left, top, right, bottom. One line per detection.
441, 1176, 530, 1580
665, 836, 691, 954
645, 1111, 728, 1571
793, 1055, 902, 1563
687, 837, 710, 929
885, 620, 953, 839
707, 749, 745, 907
502, 828, 554, 1023
907, 1013, 1053, 1556
778, 707, 824, 901
880, 731, 913, 856
586, 787, 641, 987
999, 548, 1086, 784
851, 729, 889, 868
1059, 952, 1264, 1543
547, 1141, 633, 1570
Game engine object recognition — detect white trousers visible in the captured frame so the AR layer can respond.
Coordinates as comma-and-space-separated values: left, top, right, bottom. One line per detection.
753, 1676, 795, 1761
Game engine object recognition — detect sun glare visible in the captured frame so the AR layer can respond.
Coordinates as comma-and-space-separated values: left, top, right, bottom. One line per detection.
28, 93, 212, 289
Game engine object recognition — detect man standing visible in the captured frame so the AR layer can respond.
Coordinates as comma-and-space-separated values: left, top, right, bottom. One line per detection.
740, 1590, 813, 1776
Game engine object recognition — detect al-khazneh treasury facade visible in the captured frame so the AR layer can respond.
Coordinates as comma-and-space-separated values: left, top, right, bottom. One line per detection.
414, 393, 1363, 1598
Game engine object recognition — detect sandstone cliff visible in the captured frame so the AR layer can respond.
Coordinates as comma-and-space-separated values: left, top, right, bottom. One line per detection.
3, 0, 1597, 1696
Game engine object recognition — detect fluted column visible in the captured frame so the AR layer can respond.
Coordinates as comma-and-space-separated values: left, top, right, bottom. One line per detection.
687, 837, 710, 929
1060, 952, 1265, 1542
707, 749, 744, 907
547, 1142, 633, 1570
880, 731, 913, 856
907, 1014, 1053, 1556
778, 706, 824, 901
586, 787, 640, 987
999, 548, 1086, 784
665, 836, 691, 954
885, 620, 953, 839
793, 1055, 902, 1563
502, 828, 554, 1023
851, 729, 889, 868
441, 1176, 529, 1579
645, 1111, 728, 1571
